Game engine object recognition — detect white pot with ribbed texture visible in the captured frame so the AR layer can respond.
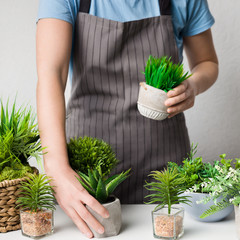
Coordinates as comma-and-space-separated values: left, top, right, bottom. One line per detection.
137, 82, 169, 120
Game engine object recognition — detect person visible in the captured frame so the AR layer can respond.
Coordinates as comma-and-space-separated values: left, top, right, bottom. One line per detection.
36, 0, 218, 238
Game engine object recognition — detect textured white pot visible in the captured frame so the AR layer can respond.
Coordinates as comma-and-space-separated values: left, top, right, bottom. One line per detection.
234, 205, 240, 240
137, 82, 169, 120
86, 196, 121, 238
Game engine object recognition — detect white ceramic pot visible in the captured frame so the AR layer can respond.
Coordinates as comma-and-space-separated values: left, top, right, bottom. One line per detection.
86, 196, 122, 238
181, 192, 233, 222
234, 205, 240, 240
137, 82, 169, 120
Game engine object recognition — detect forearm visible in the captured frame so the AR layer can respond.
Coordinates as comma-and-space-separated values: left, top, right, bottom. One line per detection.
36, 74, 69, 173
190, 61, 219, 96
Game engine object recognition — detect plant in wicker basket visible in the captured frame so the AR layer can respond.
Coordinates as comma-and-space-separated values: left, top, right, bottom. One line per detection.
144, 167, 191, 239
77, 166, 131, 238
0, 99, 42, 233
17, 174, 56, 238
137, 55, 192, 120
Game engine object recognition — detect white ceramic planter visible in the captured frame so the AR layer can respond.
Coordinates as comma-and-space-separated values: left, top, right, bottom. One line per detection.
137, 82, 169, 120
234, 205, 240, 240
181, 192, 233, 222
86, 196, 121, 238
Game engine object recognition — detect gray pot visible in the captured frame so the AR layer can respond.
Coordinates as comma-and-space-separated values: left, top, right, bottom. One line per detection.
181, 192, 233, 222
137, 82, 169, 120
86, 196, 121, 238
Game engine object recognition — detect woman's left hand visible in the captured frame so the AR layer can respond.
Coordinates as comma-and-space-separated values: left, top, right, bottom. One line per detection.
164, 78, 197, 118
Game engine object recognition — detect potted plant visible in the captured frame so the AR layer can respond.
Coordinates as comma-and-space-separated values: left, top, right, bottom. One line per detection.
195, 157, 240, 238
76, 166, 130, 238
0, 100, 42, 233
17, 174, 56, 238
168, 145, 234, 222
137, 55, 191, 120
67, 136, 118, 177
144, 167, 191, 239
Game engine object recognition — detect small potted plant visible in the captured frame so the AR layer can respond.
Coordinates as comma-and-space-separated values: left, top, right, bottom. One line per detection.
168, 145, 234, 222
144, 167, 191, 239
137, 55, 191, 120
195, 157, 240, 239
0, 99, 42, 233
77, 166, 130, 238
17, 174, 56, 238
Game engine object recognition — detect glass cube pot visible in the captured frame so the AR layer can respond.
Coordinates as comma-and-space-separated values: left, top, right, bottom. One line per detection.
20, 209, 54, 238
152, 205, 184, 240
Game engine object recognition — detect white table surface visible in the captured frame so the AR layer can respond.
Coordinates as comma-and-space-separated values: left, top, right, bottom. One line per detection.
2, 205, 237, 240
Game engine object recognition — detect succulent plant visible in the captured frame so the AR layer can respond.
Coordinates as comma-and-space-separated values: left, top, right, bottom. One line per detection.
17, 174, 56, 212
67, 136, 118, 177
77, 167, 131, 203
142, 55, 191, 92
144, 167, 191, 214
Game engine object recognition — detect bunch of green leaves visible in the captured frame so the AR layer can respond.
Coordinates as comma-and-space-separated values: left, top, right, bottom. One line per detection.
77, 166, 131, 203
0, 164, 34, 182
198, 161, 240, 218
67, 136, 118, 177
144, 167, 191, 214
142, 55, 192, 92
17, 174, 56, 212
168, 144, 223, 193
0, 99, 42, 173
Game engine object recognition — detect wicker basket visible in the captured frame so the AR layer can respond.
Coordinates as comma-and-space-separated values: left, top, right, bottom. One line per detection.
0, 167, 38, 233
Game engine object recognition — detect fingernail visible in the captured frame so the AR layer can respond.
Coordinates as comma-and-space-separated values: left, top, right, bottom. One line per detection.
98, 228, 104, 234
104, 213, 110, 218
86, 232, 93, 238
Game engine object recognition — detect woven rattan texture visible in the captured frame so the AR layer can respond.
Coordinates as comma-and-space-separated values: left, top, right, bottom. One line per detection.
0, 168, 38, 233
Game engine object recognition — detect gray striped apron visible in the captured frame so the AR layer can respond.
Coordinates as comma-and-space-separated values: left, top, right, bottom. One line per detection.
66, 0, 190, 204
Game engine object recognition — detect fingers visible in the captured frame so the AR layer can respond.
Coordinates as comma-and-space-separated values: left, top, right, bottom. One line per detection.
165, 90, 190, 107
80, 190, 109, 219
167, 81, 188, 98
167, 98, 194, 118
63, 206, 94, 239
73, 201, 105, 235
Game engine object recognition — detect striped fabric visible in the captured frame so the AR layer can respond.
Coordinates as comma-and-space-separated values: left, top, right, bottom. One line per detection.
66, 0, 190, 204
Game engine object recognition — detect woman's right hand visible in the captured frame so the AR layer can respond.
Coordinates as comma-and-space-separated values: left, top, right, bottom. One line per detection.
48, 165, 109, 238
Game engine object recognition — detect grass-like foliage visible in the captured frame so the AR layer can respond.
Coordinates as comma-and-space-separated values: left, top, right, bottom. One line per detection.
0, 99, 42, 180
68, 136, 118, 177
17, 174, 56, 212
142, 55, 191, 92
77, 166, 131, 203
144, 167, 191, 214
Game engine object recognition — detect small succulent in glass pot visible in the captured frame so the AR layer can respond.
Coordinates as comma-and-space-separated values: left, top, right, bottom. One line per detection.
17, 174, 56, 238
77, 166, 131, 238
144, 167, 191, 239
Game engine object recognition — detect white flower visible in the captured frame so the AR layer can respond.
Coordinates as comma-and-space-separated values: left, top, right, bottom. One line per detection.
230, 197, 236, 203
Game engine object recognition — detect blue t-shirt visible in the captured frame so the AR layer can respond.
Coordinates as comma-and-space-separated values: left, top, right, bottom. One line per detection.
37, 0, 214, 72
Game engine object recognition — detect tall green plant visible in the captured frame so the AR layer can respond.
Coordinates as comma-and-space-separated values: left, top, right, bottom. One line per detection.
16, 174, 56, 212
77, 167, 131, 203
144, 167, 191, 214
142, 55, 191, 92
67, 136, 118, 177
0, 99, 42, 174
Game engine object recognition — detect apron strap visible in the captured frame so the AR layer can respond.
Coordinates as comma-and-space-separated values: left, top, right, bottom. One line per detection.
79, 0, 91, 13
79, 0, 172, 15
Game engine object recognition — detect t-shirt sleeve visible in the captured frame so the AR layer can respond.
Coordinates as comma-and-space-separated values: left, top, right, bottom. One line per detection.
37, 0, 79, 25
182, 0, 215, 37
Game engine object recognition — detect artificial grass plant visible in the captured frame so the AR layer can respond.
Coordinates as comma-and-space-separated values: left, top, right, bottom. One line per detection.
142, 55, 191, 92
0, 99, 42, 181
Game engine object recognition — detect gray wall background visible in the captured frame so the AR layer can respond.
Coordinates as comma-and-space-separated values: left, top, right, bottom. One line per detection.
0, 0, 239, 164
